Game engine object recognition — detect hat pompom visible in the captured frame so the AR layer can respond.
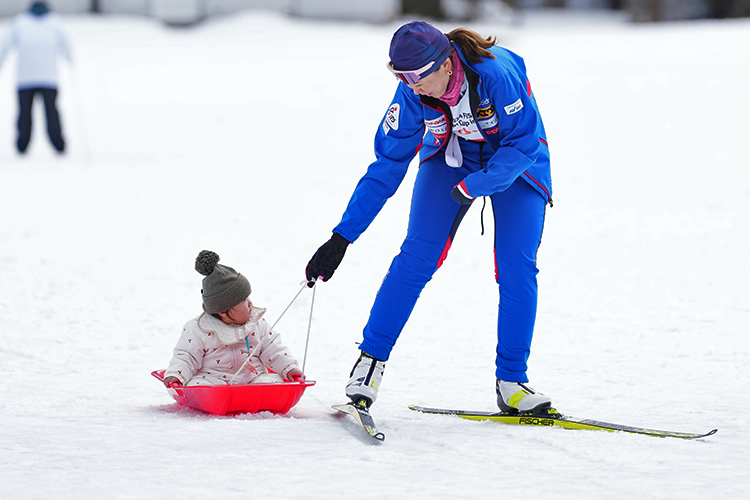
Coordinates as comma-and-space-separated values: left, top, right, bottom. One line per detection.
195, 250, 220, 276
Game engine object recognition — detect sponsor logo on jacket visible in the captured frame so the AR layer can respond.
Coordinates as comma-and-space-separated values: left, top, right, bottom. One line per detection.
504, 98, 524, 115
477, 103, 499, 135
382, 103, 400, 134
424, 115, 448, 141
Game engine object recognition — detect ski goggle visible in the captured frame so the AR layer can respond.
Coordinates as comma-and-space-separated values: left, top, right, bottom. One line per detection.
387, 48, 450, 85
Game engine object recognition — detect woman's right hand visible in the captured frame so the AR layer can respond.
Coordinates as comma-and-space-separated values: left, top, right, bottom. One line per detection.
305, 233, 350, 287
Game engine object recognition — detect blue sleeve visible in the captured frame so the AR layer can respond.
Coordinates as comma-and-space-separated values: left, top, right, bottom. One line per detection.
333, 84, 425, 242
462, 71, 543, 198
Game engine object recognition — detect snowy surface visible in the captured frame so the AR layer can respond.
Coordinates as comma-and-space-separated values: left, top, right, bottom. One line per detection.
1, 9, 748, 499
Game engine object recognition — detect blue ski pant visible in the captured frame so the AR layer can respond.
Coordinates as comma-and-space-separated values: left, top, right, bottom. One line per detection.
358, 150, 546, 383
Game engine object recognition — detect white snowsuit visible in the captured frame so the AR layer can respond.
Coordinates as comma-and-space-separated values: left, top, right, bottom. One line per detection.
164, 309, 300, 386
0, 12, 72, 89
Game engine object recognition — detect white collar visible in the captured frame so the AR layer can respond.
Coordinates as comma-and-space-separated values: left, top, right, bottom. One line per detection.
196, 307, 267, 346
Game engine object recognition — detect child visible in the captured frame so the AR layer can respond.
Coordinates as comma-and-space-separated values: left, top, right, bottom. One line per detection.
163, 250, 302, 387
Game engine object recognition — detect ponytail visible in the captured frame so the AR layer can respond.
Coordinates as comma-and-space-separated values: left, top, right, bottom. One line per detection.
446, 28, 497, 63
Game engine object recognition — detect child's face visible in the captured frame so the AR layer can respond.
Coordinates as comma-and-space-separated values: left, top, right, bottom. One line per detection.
219, 297, 252, 325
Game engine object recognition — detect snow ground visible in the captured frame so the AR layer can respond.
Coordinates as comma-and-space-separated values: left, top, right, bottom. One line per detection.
1, 8, 748, 499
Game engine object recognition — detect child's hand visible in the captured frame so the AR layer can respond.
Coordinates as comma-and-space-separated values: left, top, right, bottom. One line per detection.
286, 367, 303, 382
163, 376, 182, 388
243, 363, 258, 374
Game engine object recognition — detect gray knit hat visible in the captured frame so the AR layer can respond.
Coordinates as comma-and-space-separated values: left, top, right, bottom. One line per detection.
195, 250, 251, 314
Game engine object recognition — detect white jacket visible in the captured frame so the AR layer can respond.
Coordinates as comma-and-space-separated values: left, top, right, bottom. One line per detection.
165, 310, 300, 386
0, 12, 72, 89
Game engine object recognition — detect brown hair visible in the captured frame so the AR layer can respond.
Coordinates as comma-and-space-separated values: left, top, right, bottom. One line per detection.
446, 28, 497, 64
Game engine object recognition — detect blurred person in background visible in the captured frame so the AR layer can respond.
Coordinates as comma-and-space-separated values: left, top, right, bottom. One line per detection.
0, 1, 72, 154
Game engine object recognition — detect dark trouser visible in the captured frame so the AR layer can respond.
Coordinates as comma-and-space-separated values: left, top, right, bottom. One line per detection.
17, 87, 65, 153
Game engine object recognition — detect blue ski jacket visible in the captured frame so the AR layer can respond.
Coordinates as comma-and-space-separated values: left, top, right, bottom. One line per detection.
334, 43, 551, 243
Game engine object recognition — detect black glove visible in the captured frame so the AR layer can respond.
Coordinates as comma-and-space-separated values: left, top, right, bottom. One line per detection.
451, 182, 474, 205
305, 233, 350, 287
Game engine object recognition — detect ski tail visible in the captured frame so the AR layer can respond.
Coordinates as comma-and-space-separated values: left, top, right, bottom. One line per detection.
333, 402, 385, 441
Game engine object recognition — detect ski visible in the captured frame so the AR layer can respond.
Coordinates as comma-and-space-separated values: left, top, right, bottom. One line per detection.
409, 405, 717, 440
333, 402, 385, 441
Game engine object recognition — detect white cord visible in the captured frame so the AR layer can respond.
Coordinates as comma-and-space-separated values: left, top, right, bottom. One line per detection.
301, 282, 316, 380
229, 281, 309, 384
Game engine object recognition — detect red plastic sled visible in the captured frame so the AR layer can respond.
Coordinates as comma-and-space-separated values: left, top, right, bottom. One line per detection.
152, 370, 315, 416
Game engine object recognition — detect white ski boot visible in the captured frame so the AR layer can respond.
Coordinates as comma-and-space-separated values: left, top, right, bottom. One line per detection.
496, 380, 552, 413
345, 352, 385, 408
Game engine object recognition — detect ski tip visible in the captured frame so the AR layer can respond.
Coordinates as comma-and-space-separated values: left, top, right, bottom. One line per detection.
678, 428, 717, 439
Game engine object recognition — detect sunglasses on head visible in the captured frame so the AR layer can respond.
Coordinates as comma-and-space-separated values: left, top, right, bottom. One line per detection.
387, 47, 450, 85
